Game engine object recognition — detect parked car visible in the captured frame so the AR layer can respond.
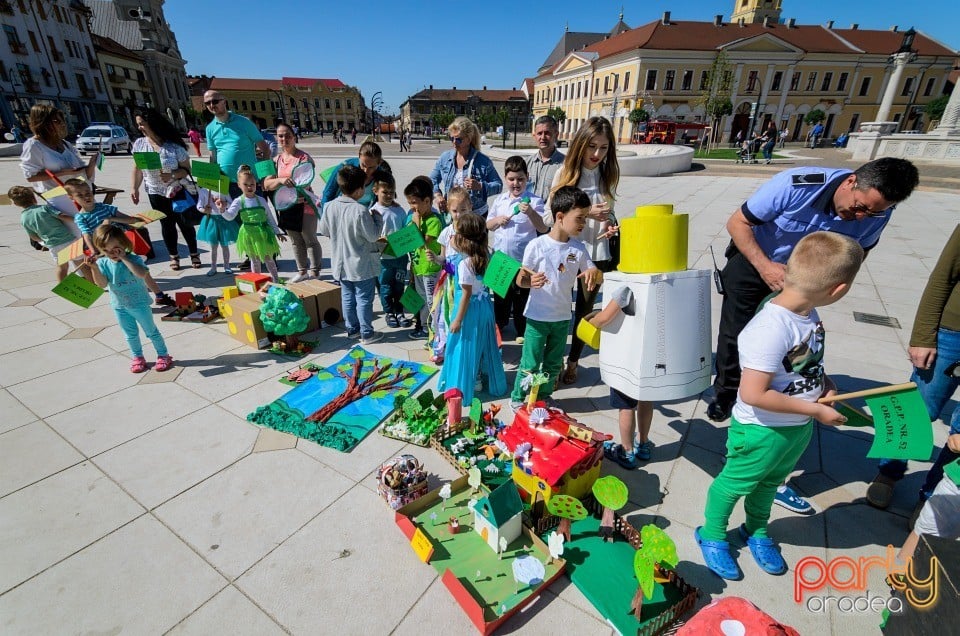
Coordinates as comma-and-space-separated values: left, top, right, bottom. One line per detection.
76, 124, 131, 155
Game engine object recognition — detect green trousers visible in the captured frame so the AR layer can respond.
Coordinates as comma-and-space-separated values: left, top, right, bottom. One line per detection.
510, 318, 570, 402
701, 416, 813, 541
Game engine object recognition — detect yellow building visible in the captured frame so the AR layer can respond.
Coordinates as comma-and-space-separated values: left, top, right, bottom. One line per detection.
91, 34, 148, 131
533, 2, 957, 143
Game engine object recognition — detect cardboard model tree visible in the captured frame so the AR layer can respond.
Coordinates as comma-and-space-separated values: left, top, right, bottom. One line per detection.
592, 475, 629, 543
306, 349, 416, 424
631, 524, 679, 616
519, 367, 551, 410
260, 286, 310, 348
546, 495, 587, 542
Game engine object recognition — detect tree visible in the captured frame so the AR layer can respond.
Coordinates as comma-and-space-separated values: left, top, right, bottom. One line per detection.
628, 108, 651, 142
925, 93, 950, 123
432, 106, 455, 132
546, 495, 587, 542
631, 524, 679, 617
695, 51, 735, 148
592, 475, 628, 542
306, 352, 416, 423
260, 286, 310, 349
546, 107, 567, 127
804, 109, 826, 125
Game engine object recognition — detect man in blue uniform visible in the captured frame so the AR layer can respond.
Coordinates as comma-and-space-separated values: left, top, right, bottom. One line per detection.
706, 157, 919, 511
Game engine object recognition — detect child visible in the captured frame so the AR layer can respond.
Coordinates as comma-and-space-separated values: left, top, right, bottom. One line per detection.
196, 187, 239, 276
405, 176, 444, 340
510, 186, 602, 411
582, 288, 654, 469
696, 232, 864, 581
219, 165, 285, 281
371, 171, 412, 329
898, 444, 960, 564
64, 178, 173, 306
487, 156, 548, 344
318, 164, 384, 344
437, 213, 507, 405
83, 224, 173, 373
10, 185, 80, 282
431, 186, 472, 363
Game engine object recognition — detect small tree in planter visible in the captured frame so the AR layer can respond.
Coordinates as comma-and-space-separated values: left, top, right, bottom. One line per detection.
260, 286, 310, 350
630, 524, 679, 616
591, 475, 629, 543
628, 108, 650, 142
546, 494, 587, 542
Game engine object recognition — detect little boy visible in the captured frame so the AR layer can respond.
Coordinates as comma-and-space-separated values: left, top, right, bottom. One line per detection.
486, 156, 548, 344
10, 185, 80, 282
696, 232, 864, 581
63, 178, 173, 306
371, 171, 413, 329
318, 164, 384, 345
898, 443, 960, 564
510, 186, 602, 411
404, 176, 444, 340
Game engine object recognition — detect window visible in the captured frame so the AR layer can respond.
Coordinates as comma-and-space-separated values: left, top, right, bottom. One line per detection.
335, 99, 340, 108
603, 76, 609, 93
105, 63, 115, 76
664, 70, 675, 91
314, 98, 319, 107
113, 87, 122, 99
859, 77, 871, 97
28, 30, 39, 52
700, 70, 709, 91
346, 99, 352, 109
645, 69, 657, 90
595, 78, 600, 94
746, 70, 759, 92
681, 70, 692, 91
324, 99, 331, 109
75, 73, 86, 89
901, 77, 914, 97
94, 77, 101, 92
52, 5, 60, 21
241, 100, 248, 110
576, 82, 581, 98
36, 1, 44, 18
58, 70, 68, 88
624, 71, 631, 91
232, 100, 238, 109
260, 100, 266, 111
613, 74, 619, 91
805, 72, 817, 91
849, 113, 860, 131
837, 72, 848, 92
924, 77, 936, 97
771, 71, 783, 91
0, 61, 6, 81
123, 68, 130, 79
821, 72, 832, 92
790, 71, 801, 91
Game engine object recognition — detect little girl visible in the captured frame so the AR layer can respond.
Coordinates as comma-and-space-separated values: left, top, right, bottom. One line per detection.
218, 164, 286, 280
436, 213, 507, 405
196, 187, 239, 276
431, 186, 471, 363
84, 224, 172, 373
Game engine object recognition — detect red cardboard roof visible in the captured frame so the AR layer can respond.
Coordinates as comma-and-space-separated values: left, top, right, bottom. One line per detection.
498, 407, 602, 487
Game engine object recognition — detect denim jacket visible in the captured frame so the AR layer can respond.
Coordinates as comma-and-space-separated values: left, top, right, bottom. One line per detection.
429, 147, 502, 214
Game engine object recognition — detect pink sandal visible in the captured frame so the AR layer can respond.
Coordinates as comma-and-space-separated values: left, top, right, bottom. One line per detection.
154, 355, 174, 372
130, 356, 148, 373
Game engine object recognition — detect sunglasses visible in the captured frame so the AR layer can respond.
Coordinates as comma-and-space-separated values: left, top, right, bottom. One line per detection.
204, 98, 223, 107
849, 202, 888, 218
450, 136, 462, 144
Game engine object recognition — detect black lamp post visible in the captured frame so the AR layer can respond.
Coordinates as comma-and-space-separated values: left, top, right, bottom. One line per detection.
512, 106, 519, 149
267, 88, 286, 124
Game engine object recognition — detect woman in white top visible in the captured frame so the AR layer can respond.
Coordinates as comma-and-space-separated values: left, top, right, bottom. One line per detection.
548, 116, 620, 385
19, 104, 96, 195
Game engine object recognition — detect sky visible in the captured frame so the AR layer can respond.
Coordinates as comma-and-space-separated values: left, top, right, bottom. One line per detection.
165, 0, 958, 113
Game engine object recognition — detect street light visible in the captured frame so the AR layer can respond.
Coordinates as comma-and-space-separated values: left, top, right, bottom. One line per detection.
370, 91, 383, 136
512, 106, 519, 149
267, 88, 286, 124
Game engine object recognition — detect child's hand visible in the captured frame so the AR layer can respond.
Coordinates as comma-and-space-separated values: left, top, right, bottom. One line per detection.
214, 197, 225, 211
578, 268, 603, 292
584, 310, 600, 327
425, 250, 440, 265
530, 271, 548, 288
947, 434, 960, 453
814, 404, 847, 427
599, 224, 619, 241
450, 318, 462, 333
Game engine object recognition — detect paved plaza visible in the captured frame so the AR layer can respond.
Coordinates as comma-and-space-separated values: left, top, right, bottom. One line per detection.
0, 139, 957, 634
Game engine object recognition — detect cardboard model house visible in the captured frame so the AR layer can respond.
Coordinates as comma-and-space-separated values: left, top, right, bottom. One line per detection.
470, 481, 524, 552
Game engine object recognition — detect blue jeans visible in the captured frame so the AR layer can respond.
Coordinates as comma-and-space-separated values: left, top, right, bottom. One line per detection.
115, 303, 167, 358
341, 277, 377, 338
878, 327, 960, 499
379, 256, 408, 315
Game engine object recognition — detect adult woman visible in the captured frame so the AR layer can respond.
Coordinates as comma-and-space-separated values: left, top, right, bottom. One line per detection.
430, 116, 502, 217
320, 140, 390, 208
549, 116, 620, 385
130, 109, 200, 270
20, 104, 95, 197
263, 122, 321, 282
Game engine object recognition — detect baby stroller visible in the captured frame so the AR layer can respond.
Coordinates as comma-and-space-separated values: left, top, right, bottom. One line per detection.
735, 139, 758, 164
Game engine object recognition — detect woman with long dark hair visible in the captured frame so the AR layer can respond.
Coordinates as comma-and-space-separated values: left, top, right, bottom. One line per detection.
130, 108, 201, 270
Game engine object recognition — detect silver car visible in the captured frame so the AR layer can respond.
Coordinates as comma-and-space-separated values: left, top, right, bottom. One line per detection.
76, 124, 131, 155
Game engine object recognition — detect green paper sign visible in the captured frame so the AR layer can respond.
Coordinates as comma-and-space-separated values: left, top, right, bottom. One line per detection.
319, 164, 337, 183
254, 159, 277, 180
944, 458, 960, 487
133, 151, 162, 170
197, 176, 230, 194
386, 224, 425, 256
399, 286, 425, 314
835, 402, 874, 427
485, 251, 522, 299
52, 273, 104, 308
191, 160, 222, 182
469, 398, 482, 424
864, 388, 933, 460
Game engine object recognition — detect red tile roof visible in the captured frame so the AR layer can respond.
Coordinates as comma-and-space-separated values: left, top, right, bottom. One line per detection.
282, 77, 347, 90
408, 88, 527, 102
209, 78, 281, 91
832, 29, 956, 57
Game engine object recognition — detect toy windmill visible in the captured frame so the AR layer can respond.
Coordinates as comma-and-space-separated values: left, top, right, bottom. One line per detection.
273, 162, 321, 215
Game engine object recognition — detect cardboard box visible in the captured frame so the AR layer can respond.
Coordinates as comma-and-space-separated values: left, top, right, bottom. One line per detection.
222, 286, 241, 301
296, 279, 342, 325
221, 294, 269, 349
283, 281, 321, 333
235, 273, 271, 295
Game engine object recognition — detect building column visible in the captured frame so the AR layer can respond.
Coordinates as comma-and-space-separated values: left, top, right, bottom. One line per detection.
876, 52, 911, 123
775, 64, 795, 123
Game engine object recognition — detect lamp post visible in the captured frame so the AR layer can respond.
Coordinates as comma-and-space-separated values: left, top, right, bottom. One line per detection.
370, 91, 383, 136
512, 106, 519, 149
267, 88, 286, 125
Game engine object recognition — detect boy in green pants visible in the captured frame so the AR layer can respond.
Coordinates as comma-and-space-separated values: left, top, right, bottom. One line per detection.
697, 231, 864, 580
510, 186, 602, 411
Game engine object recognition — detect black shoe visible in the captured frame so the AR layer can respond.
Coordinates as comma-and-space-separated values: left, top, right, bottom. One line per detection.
706, 398, 733, 422
238, 258, 252, 272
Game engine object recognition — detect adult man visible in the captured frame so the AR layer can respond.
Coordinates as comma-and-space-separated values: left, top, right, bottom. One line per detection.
203, 90, 270, 198
810, 122, 824, 148
527, 115, 565, 203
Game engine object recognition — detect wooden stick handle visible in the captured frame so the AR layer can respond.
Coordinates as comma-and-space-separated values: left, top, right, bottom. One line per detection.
817, 382, 916, 404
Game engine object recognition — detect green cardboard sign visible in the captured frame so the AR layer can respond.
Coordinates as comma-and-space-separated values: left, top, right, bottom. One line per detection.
864, 388, 934, 460
254, 159, 277, 180
835, 402, 874, 427
191, 160, 222, 182
52, 273, 104, 308
133, 151, 162, 170
386, 224, 425, 256
944, 458, 960, 487
319, 164, 337, 183
485, 250, 522, 299
197, 176, 230, 194
399, 286, 425, 314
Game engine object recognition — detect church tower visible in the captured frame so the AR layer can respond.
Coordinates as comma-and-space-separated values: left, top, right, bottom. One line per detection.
730, 0, 783, 24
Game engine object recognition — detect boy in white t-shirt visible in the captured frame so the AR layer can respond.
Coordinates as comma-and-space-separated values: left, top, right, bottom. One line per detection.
509, 186, 602, 411
697, 232, 864, 581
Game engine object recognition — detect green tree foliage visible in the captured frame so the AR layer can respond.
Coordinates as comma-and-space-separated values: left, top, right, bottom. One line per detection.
925, 94, 950, 122
546, 107, 567, 126
696, 51, 735, 146
628, 108, 650, 125
804, 109, 826, 125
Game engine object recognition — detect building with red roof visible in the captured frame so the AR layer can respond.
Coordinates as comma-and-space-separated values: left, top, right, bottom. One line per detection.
399, 85, 531, 135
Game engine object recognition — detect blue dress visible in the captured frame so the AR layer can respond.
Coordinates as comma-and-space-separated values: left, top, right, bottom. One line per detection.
196, 211, 239, 246
437, 258, 507, 404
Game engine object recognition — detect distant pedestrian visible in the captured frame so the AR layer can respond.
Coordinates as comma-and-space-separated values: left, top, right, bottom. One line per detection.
778, 127, 788, 149
188, 127, 202, 157
399, 129, 407, 152
351, 129, 357, 144
406, 130, 412, 150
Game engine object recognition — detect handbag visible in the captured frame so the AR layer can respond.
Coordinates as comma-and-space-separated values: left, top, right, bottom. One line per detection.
606, 210, 621, 270
171, 177, 203, 225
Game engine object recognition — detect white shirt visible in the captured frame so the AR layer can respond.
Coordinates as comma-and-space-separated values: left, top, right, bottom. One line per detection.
20, 137, 85, 193
132, 137, 189, 196
439, 225, 460, 260
548, 166, 614, 262
457, 258, 487, 296
521, 235, 594, 323
487, 190, 546, 261
733, 302, 825, 427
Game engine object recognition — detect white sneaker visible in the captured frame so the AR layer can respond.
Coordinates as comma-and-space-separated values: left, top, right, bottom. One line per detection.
223, 266, 234, 274
288, 272, 307, 284
361, 331, 383, 345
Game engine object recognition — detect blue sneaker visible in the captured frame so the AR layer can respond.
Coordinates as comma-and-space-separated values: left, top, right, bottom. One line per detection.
633, 439, 653, 461
773, 484, 813, 514
603, 440, 638, 470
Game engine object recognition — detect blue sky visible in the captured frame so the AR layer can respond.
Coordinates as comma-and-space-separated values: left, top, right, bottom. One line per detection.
166, 0, 958, 113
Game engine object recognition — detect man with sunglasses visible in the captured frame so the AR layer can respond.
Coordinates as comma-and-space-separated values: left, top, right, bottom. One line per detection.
202, 91, 271, 197
706, 158, 919, 511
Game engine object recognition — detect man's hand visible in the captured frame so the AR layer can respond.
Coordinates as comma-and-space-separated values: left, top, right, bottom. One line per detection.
434, 193, 446, 212
908, 346, 937, 371
759, 261, 786, 291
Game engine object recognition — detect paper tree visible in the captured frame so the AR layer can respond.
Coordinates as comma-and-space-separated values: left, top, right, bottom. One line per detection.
467, 466, 483, 493
260, 286, 310, 348
632, 524, 680, 615
512, 554, 545, 593
306, 350, 416, 424
592, 475, 629, 543
498, 536, 508, 560
439, 483, 452, 509
519, 367, 551, 411
547, 531, 565, 564
546, 495, 587, 542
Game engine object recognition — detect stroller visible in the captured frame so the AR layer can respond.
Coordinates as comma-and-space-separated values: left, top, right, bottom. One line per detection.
735, 138, 759, 164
